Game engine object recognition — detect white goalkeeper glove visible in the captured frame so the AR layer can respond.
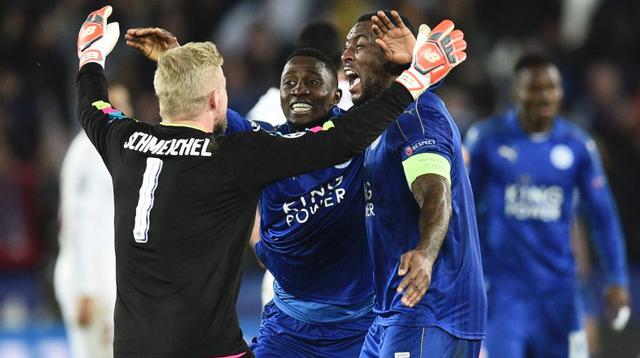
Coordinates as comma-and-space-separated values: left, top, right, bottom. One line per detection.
77, 6, 120, 69
396, 20, 467, 100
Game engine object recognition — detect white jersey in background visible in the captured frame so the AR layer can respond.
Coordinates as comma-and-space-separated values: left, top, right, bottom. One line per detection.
54, 131, 116, 358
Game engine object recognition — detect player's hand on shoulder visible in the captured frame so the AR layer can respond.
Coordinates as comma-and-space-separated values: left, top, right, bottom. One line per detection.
371, 10, 416, 65
396, 249, 434, 307
125, 27, 179, 62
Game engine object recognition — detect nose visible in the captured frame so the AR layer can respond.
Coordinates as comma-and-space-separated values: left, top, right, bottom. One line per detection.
292, 82, 309, 96
341, 46, 354, 65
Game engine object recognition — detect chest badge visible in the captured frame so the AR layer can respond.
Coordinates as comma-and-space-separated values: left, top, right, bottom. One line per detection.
498, 145, 518, 162
550, 144, 574, 170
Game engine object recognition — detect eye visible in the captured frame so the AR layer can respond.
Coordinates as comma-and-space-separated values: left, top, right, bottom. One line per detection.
310, 79, 321, 86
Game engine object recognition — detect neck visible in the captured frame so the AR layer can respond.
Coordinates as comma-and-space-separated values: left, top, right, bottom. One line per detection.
289, 115, 332, 132
518, 112, 553, 134
163, 113, 214, 133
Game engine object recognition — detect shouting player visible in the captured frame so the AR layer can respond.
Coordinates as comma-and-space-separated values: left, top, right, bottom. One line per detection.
465, 53, 630, 358
76, 6, 459, 357
342, 11, 487, 357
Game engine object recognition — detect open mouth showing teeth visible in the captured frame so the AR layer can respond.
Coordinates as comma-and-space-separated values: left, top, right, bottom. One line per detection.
344, 68, 361, 89
291, 102, 312, 113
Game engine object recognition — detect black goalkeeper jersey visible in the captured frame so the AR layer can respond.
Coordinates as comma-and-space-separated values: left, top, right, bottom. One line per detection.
76, 63, 412, 357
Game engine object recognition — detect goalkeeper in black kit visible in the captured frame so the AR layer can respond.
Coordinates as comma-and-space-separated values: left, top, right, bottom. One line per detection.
75, 6, 467, 357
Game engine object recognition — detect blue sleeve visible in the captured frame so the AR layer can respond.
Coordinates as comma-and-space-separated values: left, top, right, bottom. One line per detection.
396, 103, 454, 163
225, 109, 274, 135
577, 136, 629, 287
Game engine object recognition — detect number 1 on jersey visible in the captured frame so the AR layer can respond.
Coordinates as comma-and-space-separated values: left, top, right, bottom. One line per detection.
133, 158, 163, 243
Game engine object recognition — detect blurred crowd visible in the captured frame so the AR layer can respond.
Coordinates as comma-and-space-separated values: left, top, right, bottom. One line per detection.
0, 0, 639, 343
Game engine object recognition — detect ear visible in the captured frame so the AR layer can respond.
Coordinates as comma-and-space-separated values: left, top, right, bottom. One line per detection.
333, 88, 342, 105
208, 89, 218, 111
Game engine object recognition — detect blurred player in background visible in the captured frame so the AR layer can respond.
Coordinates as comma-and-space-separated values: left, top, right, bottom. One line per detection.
246, 21, 353, 127
465, 53, 630, 358
342, 11, 485, 357
54, 84, 132, 358
78, 6, 443, 356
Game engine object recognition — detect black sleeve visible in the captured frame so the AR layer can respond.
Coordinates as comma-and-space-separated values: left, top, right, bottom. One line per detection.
227, 82, 413, 191
76, 63, 135, 158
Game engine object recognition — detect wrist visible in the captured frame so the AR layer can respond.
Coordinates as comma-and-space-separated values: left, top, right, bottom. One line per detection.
395, 68, 429, 100
414, 246, 435, 265
79, 49, 105, 69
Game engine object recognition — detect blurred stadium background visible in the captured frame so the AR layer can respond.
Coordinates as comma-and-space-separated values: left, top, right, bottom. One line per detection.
1, 0, 639, 356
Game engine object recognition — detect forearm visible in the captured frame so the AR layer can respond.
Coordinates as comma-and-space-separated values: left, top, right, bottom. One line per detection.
412, 177, 451, 263
231, 83, 413, 189
582, 187, 629, 286
76, 63, 110, 139
591, 222, 629, 287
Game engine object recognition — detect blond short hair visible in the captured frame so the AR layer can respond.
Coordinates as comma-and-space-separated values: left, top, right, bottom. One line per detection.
154, 42, 224, 120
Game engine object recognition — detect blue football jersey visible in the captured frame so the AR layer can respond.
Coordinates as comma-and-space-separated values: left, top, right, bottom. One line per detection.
465, 110, 628, 293
255, 107, 373, 307
363, 92, 486, 339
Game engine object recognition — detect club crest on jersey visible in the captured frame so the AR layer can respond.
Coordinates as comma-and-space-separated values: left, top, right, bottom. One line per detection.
498, 145, 517, 162
550, 144, 574, 170
250, 121, 261, 132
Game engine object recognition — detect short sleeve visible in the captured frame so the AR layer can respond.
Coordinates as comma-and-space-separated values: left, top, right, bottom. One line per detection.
395, 102, 454, 187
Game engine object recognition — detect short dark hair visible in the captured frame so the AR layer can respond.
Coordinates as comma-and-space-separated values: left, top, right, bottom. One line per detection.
514, 53, 556, 75
296, 22, 342, 69
357, 11, 415, 75
286, 47, 338, 85
357, 10, 416, 35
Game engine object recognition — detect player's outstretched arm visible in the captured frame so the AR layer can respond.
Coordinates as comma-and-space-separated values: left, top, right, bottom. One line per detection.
125, 27, 179, 62
76, 7, 133, 155
397, 174, 452, 307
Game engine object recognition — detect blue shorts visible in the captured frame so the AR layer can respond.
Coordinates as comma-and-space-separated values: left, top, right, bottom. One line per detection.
359, 319, 481, 358
250, 301, 374, 357
485, 287, 587, 358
